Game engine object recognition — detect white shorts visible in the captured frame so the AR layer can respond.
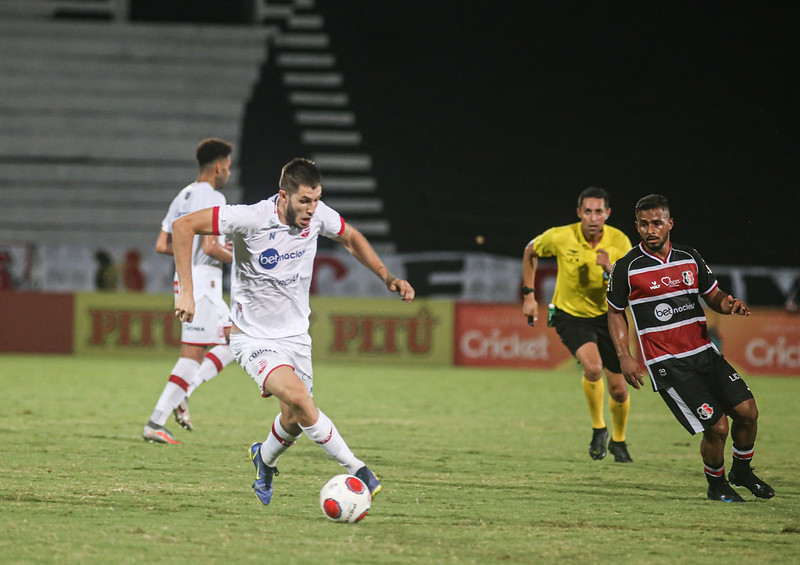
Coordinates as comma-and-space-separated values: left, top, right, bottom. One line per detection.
230, 332, 313, 398
180, 294, 231, 345
174, 266, 230, 345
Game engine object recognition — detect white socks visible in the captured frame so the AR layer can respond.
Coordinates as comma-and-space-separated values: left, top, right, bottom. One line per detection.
187, 345, 234, 396
258, 410, 365, 474
301, 410, 364, 474
259, 413, 302, 467
149, 357, 199, 426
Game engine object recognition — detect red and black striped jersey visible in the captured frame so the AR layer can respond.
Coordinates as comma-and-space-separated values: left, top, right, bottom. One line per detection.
606, 242, 718, 390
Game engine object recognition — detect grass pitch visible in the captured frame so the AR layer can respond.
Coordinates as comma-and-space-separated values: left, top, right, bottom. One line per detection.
1, 354, 798, 564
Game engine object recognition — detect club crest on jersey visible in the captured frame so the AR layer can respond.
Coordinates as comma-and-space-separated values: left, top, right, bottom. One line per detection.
259, 248, 305, 270
682, 270, 695, 286
697, 403, 714, 420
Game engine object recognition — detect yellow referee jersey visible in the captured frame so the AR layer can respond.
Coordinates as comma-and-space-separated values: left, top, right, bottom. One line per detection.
530, 222, 632, 318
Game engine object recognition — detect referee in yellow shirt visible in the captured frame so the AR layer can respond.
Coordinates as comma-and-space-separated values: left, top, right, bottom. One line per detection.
522, 187, 633, 462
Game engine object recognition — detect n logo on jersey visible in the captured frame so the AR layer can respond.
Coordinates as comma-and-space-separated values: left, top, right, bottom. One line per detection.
682, 270, 695, 286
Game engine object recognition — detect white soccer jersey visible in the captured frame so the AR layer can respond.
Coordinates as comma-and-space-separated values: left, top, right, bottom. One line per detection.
162, 181, 227, 299
212, 194, 345, 339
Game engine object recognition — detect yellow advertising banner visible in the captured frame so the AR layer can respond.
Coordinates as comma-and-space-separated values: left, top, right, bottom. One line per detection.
74, 292, 181, 355
309, 296, 453, 366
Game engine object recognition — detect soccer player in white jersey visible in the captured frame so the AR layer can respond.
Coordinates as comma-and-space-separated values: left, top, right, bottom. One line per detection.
142, 139, 237, 444
171, 157, 415, 503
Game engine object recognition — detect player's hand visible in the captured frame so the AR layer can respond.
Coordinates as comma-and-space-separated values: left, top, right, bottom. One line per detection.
724, 294, 750, 316
389, 278, 415, 302
175, 292, 195, 323
620, 356, 644, 390
522, 295, 539, 324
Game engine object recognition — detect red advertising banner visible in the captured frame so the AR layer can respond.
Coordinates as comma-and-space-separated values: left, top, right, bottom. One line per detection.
454, 302, 572, 368
708, 309, 800, 376
0, 291, 74, 353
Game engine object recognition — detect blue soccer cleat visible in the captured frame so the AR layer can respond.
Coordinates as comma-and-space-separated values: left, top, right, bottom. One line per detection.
355, 466, 382, 498
249, 442, 278, 505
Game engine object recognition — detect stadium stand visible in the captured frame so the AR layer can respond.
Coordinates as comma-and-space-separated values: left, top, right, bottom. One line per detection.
0, 0, 395, 257
0, 1, 269, 248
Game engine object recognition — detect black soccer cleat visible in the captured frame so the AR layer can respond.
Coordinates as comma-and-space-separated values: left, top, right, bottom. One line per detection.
729, 466, 775, 499
707, 480, 745, 503
608, 440, 633, 463
589, 427, 608, 460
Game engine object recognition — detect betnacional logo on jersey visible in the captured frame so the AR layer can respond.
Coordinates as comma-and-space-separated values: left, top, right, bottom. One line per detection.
654, 301, 696, 322
697, 403, 714, 420
258, 248, 306, 270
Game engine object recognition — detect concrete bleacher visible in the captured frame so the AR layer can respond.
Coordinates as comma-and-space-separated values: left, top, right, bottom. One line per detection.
0, 10, 271, 248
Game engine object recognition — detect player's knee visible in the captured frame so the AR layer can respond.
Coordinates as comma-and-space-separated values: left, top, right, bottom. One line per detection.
733, 400, 759, 425
608, 381, 628, 401
581, 359, 604, 380
708, 416, 730, 441
281, 385, 314, 415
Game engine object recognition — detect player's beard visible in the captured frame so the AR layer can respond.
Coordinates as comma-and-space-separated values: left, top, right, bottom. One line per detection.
643, 234, 668, 254
285, 201, 307, 229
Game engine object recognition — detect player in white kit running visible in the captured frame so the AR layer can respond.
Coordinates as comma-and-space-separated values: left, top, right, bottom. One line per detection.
171, 158, 415, 503
142, 139, 237, 445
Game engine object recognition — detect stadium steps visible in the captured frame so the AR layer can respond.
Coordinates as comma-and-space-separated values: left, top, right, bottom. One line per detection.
0, 14, 270, 247
249, 0, 395, 250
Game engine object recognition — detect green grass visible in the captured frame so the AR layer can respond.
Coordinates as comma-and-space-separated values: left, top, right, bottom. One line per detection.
1, 354, 798, 564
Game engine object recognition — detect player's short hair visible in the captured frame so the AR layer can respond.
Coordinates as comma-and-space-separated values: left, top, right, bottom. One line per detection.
577, 186, 610, 209
196, 138, 233, 168
280, 158, 322, 195
635, 194, 670, 215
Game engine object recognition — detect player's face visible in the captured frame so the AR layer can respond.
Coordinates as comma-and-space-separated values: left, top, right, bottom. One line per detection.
213, 156, 232, 190
636, 207, 673, 256
283, 184, 322, 229
577, 197, 609, 240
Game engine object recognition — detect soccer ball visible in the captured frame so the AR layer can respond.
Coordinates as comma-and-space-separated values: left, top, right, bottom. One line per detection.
319, 474, 371, 523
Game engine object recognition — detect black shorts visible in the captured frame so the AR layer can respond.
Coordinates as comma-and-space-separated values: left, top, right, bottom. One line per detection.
551, 308, 621, 373
658, 352, 754, 435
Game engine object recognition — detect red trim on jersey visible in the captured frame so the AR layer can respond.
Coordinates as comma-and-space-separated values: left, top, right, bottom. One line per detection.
181, 341, 222, 346
205, 351, 224, 373
168, 374, 191, 392
260, 364, 294, 398
640, 322, 709, 361
211, 206, 221, 235
629, 263, 700, 302
337, 216, 346, 236
638, 242, 672, 264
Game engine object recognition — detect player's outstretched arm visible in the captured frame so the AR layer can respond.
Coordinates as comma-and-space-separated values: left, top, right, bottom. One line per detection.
172, 208, 217, 322
703, 287, 750, 316
608, 308, 644, 390
335, 222, 415, 302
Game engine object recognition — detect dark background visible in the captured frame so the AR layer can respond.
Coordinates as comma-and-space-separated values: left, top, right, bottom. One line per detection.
315, 1, 798, 266
138, 1, 799, 267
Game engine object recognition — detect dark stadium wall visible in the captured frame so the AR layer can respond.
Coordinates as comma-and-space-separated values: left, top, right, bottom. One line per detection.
239, 1, 798, 266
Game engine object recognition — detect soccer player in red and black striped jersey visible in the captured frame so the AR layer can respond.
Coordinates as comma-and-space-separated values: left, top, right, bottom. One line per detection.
606, 194, 774, 502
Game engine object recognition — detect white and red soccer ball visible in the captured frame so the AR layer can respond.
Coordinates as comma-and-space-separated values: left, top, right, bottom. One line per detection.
319, 474, 371, 523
